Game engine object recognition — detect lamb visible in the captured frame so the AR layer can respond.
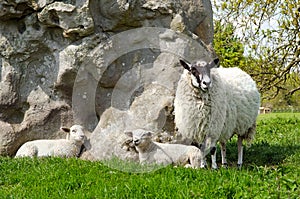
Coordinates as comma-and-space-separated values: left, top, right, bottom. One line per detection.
15, 125, 86, 158
125, 129, 202, 168
174, 58, 260, 169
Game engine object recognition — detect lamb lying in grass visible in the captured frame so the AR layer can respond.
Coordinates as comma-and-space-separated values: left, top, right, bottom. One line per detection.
15, 125, 86, 158
125, 129, 202, 168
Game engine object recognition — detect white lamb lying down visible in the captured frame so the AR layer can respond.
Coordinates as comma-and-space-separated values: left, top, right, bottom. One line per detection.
15, 125, 86, 158
125, 129, 202, 168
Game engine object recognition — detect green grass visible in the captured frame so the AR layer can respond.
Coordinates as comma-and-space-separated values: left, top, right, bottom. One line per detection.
1, 113, 299, 198
257, 112, 300, 121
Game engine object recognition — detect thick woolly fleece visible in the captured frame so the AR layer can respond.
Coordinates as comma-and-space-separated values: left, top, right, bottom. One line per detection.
174, 67, 260, 157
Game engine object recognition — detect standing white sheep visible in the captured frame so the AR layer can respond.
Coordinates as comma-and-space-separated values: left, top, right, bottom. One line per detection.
15, 125, 86, 158
174, 58, 260, 169
125, 129, 202, 168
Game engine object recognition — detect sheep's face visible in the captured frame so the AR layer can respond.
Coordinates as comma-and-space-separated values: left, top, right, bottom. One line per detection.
180, 58, 220, 91
125, 129, 152, 149
61, 125, 85, 144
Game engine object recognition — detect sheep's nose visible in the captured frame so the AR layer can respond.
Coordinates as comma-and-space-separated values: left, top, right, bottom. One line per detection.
201, 80, 211, 90
201, 82, 208, 89
134, 139, 140, 145
203, 80, 210, 87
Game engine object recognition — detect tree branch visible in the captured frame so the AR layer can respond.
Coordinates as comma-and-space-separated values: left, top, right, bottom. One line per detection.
288, 86, 300, 95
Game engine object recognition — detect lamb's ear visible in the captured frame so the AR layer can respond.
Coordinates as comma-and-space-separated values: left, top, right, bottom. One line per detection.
179, 59, 191, 71
146, 131, 153, 137
124, 131, 133, 137
209, 58, 220, 68
61, 127, 70, 133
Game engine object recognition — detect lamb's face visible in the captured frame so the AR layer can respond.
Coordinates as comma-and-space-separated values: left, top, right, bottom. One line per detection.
125, 129, 152, 149
61, 125, 85, 144
179, 58, 220, 91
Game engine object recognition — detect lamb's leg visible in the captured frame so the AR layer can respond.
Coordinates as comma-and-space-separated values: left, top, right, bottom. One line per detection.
210, 146, 217, 169
220, 142, 228, 168
237, 136, 243, 169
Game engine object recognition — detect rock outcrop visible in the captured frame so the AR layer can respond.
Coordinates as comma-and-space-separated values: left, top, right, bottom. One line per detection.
0, 0, 215, 161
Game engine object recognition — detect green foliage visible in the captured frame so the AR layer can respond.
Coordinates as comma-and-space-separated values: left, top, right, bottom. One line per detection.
212, 0, 300, 101
261, 72, 300, 108
1, 113, 299, 198
213, 21, 245, 68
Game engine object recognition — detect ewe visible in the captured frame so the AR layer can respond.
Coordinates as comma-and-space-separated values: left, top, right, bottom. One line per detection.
125, 129, 202, 168
15, 125, 85, 158
174, 58, 260, 169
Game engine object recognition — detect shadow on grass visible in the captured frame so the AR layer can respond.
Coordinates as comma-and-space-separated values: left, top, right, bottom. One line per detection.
220, 141, 300, 168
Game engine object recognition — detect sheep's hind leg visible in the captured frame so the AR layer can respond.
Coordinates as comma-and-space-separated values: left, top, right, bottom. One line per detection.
237, 136, 243, 169
220, 142, 228, 168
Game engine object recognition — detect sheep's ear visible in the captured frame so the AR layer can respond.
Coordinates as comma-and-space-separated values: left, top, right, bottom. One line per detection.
179, 59, 191, 71
124, 131, 133, 137
61, 127, 70, 133
209, 58, 220, 68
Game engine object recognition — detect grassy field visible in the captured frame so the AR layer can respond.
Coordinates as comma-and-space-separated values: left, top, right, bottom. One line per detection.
257, 112, 300, 121
1, 113, 299, 198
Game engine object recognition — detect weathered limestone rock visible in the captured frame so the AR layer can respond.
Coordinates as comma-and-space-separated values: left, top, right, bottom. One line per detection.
0, 0, 215, 160
0, 86, 72, 155
180, 0, 214, 45
38, 1, 94, 38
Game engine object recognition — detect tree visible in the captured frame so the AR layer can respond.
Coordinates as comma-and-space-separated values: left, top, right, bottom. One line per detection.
213, 21, 246, 69
212, 0, 300, 100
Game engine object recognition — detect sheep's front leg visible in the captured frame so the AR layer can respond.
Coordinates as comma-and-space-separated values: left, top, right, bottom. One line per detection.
201, 137, 217, 169
210, 146, 217, 169
192, 142, 207, 168
220, 142, 228, 168
200, 157, 207, 168
237, 136, 243, 169
197, 144, 207, 168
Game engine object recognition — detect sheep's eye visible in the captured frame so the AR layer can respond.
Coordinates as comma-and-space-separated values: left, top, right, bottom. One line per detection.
72, 129, 76, 133
191, 67, 199, 76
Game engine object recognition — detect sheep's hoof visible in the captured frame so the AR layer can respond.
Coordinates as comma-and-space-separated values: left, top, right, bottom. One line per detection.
237, 164, 242, 170
221, 163, 228, 169
200, 165, 208, 169
184, 164, 193, 169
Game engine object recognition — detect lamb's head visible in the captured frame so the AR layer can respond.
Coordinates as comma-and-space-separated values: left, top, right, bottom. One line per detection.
179, 58, 220, 91
61, 125, 85, 144
125, 129, 153, 150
